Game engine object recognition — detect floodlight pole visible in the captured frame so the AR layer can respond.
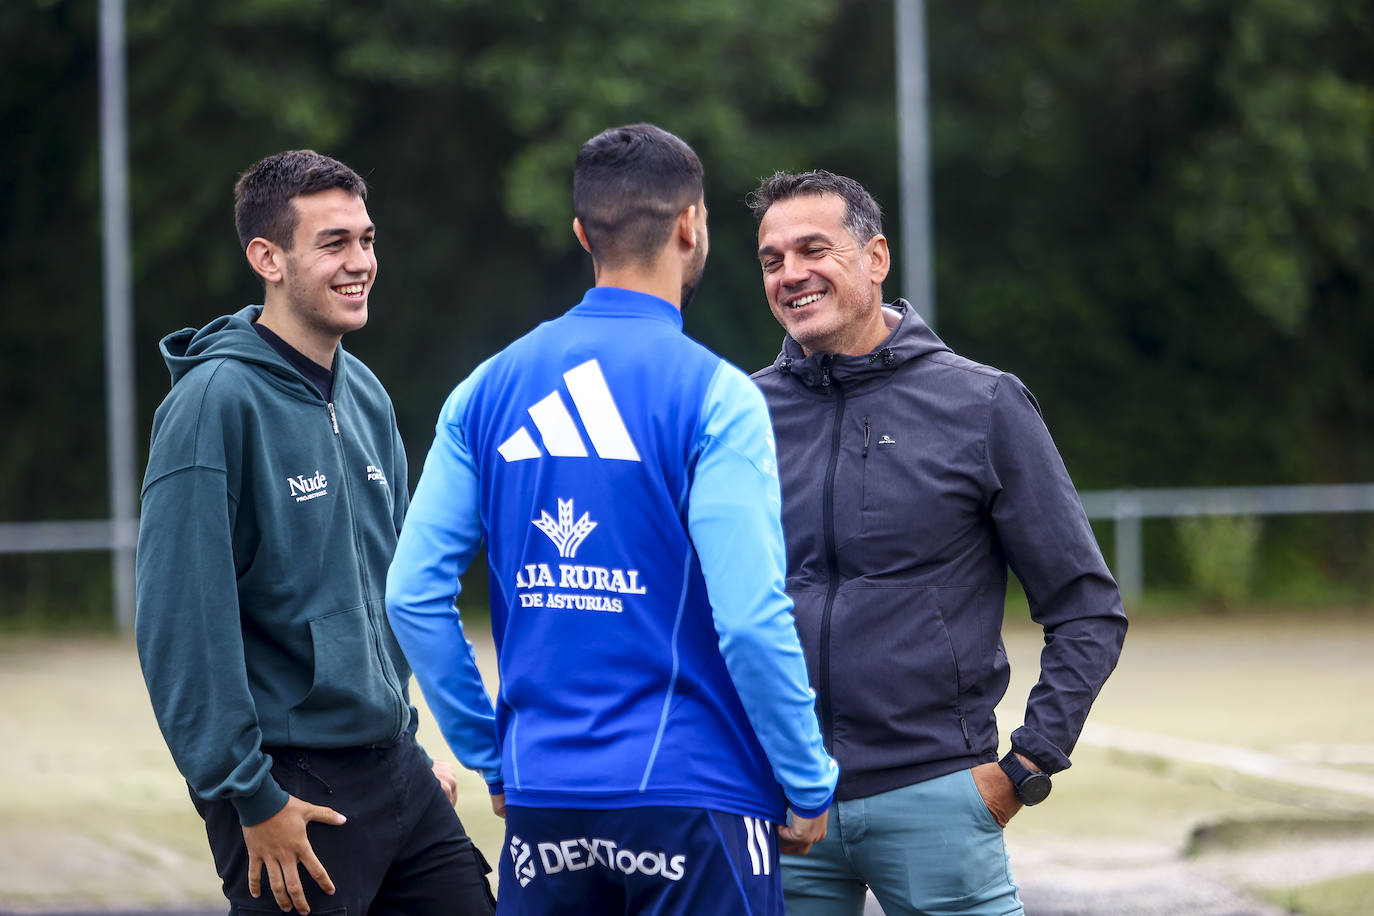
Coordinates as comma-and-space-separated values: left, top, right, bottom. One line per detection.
895, 0, 936, 328
100, 0, 137, 632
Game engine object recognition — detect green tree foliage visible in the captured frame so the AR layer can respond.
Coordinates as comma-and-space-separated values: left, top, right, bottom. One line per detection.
927, 0, 1374, 492
3, 0, 1373, 619
1, 0, 839, 524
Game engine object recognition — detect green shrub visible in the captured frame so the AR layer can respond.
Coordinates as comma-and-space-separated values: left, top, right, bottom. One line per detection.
1175, 515, 1262, 608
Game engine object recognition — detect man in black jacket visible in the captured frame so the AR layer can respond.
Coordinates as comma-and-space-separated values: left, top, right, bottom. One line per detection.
747, 169, 1127, 916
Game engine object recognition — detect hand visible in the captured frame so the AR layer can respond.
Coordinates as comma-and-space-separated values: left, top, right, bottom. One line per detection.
242, 794, 346, 913
970, 760, 1023, 828
778, 809, 828, 856
431, 760, 459, 806
490, 792, 507, 819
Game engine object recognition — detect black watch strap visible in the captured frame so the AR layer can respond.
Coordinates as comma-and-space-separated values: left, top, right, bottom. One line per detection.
999, 750, 1052, 805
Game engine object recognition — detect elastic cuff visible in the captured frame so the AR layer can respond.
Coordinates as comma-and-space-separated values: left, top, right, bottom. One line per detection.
787, 791, 834, 820
487, 781, 505, 796
231, 777, 290, 827
1008, 724, 1071, 774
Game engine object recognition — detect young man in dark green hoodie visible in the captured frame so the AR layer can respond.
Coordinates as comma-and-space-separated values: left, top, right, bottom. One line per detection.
136, 150, 495, 915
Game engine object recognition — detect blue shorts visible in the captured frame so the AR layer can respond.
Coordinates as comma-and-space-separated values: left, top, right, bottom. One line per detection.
497, 805, 783, 915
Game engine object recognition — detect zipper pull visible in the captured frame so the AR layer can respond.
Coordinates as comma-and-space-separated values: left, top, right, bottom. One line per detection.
863, 416, 870, 458
820, 356, 832, 389
327, 402, 339, 435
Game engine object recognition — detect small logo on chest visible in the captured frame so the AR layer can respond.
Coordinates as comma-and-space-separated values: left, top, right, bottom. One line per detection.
877, 434, 897, 447
365, 464, 388, 486
287, 470, 329, 502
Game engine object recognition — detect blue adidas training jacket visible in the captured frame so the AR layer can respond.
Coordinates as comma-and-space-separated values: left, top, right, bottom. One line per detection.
386, 287, 837, 822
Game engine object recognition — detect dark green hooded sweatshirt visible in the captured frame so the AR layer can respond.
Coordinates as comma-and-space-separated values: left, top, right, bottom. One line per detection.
136, 305, 418, 826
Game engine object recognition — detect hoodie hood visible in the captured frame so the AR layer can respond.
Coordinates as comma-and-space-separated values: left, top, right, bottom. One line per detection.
160, 305, 336, 398
770, 299, 950, 391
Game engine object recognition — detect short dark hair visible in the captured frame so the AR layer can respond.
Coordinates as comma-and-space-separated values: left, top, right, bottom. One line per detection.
233, 150, 367, 251
746, 170, 883, 245
573, 124, 704, 269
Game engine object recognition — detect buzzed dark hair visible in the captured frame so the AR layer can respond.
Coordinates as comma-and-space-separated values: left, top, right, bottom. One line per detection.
573, 124, 704, 269
746, 170, 884, 246
233, 150, 368, 252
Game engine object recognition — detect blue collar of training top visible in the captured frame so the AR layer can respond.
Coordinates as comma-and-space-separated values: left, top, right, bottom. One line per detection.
570, 286, 684, 330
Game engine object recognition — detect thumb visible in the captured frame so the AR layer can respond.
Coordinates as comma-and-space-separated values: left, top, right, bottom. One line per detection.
303, 803, 347, 826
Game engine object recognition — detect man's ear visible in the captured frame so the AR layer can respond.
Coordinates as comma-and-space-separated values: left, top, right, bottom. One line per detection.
245, 238, 285, 285
865, 234, 892, 284
572, 218, 593, 254
676, 204, 700, 250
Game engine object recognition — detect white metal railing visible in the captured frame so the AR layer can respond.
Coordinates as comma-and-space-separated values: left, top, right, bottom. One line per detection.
1080, 484, 1374, 599
0, 519, 138, 555
4, 483, 1373, 624
0, 519, 138, 632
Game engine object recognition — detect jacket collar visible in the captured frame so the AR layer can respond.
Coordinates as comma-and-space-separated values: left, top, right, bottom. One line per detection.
772, 299, 950, 390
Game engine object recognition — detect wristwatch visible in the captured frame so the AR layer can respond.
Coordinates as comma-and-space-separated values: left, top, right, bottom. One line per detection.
999, 750, 1052, 805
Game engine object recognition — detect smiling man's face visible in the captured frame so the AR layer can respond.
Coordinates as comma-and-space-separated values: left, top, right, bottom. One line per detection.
756, 191, 890, 357
279, 187, 378, 347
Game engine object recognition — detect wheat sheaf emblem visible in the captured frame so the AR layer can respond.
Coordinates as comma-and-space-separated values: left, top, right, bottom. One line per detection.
533, 498, 597, 558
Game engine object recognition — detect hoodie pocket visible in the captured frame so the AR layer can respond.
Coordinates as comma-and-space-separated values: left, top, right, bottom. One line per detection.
287, 606, 400, 743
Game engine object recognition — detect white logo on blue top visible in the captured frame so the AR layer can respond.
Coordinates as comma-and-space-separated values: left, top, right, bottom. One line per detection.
498, 359, 642, 463
534, 499, 597, 559
515, 498, 646, 612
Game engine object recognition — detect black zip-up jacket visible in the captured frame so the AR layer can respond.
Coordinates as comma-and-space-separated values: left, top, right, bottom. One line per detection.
752, 301, 1127, 801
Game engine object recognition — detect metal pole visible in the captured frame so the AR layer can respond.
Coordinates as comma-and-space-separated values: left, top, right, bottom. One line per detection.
1113, 500, 1144, 602
100, 0, 138, 632
894, 0, 936, 328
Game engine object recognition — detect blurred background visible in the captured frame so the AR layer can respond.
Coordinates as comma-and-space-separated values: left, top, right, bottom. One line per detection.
5, 0, 1374, 629
3, 0, 1374, 627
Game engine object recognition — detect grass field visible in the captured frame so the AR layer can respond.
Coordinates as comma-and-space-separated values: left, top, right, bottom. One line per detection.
1, 607, 1372, 912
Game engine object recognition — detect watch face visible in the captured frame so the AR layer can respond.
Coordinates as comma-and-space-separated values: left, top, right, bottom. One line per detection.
1019, 772, 1052, 805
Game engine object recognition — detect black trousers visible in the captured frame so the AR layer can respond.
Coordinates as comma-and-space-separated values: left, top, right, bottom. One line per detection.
192, 735, 496, 915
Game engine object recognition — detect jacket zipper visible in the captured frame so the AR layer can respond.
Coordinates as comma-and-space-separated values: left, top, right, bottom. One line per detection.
328, 397, 407, 740
818, 356, 843, 753
862, 416, 870, 459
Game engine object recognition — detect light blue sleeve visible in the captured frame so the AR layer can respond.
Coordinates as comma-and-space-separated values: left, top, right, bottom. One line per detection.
687, 363, 838, 817
385, 364, 503, 791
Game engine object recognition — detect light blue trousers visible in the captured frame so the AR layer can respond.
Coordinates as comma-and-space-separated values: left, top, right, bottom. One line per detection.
782, 769, 1023, 916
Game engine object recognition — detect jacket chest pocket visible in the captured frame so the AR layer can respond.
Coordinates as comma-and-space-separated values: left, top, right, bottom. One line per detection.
849, 417, 985, 568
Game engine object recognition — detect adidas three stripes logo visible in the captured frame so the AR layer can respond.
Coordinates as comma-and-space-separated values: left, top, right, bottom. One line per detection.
743, 817, 772, 876
498, 359, 642, 463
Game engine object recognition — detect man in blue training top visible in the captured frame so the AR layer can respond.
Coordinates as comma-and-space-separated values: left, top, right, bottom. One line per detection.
386, 123, 838, 915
